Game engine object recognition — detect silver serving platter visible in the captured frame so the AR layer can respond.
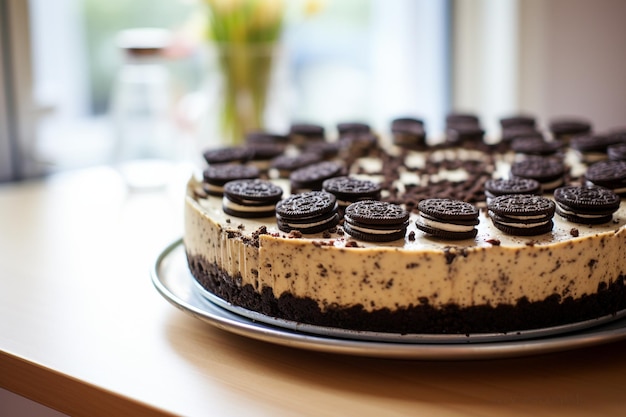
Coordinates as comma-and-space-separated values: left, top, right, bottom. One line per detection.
151, 239, 626, 360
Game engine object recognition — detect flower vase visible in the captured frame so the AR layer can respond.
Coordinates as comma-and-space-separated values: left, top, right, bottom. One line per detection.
205, 42, 288, 147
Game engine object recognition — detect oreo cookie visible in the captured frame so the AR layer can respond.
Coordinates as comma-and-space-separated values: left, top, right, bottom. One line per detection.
510, 156, 566, 191
484, 178, 542, 204
488, 194, 555, 236
445, 123, 485, 146
511, 136, 564, 156
416, 199, 479, 240
499, 115, 536, 129
337, 122, 371, 136
446, 112, 480, 126
289, 123, 325, 147
245, 131, 289, 145
222, 179, 283, 218
570, 134, 622, 163
275, 191, 339, 234
585, 160, 626, 195
203, 146, 253, 165
290, 161, 345, 193
553, 185, 620, 225
245, 142, 286, 171
270, 152, 322, 178
338, 133, 378, 157
501, 125, 542, 143
549, 118, 591, 141
322, 176, 382, 211
343, 200, 409, 242
303, 140, 341, 160
202, 163, 260, 196
391, 117, 427, 149
608, 142, 626, 161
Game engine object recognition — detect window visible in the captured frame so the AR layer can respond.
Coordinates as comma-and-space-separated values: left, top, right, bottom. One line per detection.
2, 0, 451, 181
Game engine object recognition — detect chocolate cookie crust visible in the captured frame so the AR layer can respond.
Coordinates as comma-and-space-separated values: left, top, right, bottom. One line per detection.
187, 253, 626, 334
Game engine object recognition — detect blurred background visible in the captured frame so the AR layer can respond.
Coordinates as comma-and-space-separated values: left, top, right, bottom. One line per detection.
1, 0, 625, 182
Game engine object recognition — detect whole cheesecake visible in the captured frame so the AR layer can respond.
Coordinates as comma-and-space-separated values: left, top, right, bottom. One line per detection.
184, 122, 626, 335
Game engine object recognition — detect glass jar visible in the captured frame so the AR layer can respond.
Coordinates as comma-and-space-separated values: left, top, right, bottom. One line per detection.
110, 28, 176, 190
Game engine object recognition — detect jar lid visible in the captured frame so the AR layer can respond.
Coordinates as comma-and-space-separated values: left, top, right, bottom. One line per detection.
116, 28, 172, 57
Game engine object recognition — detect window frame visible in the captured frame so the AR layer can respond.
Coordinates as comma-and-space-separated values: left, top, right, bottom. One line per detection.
0, 0, 40, 182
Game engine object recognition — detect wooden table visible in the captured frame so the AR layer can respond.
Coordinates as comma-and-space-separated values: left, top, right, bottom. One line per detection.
2, 166, 626, 417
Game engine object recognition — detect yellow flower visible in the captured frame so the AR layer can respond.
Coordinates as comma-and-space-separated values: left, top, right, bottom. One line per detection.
251, 0, 284, 30
304, 0, 325, 16
206, 0, 246, 14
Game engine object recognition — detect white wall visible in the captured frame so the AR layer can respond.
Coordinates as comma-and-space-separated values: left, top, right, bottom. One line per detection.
454, 0, 626, 133
518, 0, 626, 131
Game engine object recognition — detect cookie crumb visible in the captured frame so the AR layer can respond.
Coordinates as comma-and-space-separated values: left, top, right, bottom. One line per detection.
570, 228, 579, 237
288, 230, 303, 238
486, 238, 501, 246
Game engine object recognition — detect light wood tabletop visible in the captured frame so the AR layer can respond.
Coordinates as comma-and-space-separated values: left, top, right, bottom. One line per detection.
1, 166, 626, 417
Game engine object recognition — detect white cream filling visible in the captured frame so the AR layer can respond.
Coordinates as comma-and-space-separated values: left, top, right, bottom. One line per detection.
205, 183, 225, 193
418, 215, 475, 233
222, 196, 276, 213
505, 213, 547, 220
488, 211, 549, 228
556, 203, 610, 219
574, 150, 607, 163
282, 215, 336, 229
346, 222, 404, 235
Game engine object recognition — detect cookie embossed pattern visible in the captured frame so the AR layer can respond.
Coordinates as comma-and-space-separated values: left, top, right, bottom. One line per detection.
185, 115, 626, 336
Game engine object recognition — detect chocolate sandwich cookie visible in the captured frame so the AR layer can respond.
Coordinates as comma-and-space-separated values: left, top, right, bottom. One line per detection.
553, 185, 620, 225
585, 160, 626, 195
608, 142, 626, 161
322, 176, 382, 212
511, 136, 564, 156
338, 133, 378, 157
416, 198, 480, 240
270, 152, 322, 178
343, 200, 409, 242
446, 112, 480, 126
391, 117, 427, 149
549, 118, 591, 141
510, 156, 566, 191
501, 125, 542, 143
499, 115, 536, 129
488, 194, 555, 236
445, 123, 485, 146
570, 134, 622, 163
484, 177, 542, 204
203, 146, 253, 165
289, 123, 325, 147
222, 179, 283, 218
245, 142, 286, 171
245, 131, 289, 145
202, 163, 260, 196
303, 140, 341, 160
290, 161, 345, 193
337, 122, 371, 136
275, 191, 339, 234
